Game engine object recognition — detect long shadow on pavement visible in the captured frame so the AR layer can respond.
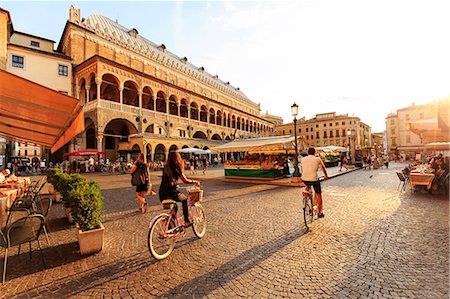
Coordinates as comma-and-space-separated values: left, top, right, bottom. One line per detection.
158, 227, 308, 298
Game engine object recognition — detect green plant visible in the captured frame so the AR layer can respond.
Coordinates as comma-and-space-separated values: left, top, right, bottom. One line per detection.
53, 173, 86, 209
46, 168, 63, 185
69, 180, 103, 231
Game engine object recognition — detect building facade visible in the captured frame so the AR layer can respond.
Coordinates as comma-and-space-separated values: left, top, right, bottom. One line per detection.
385, 99, 449, 156
56, 6, 277, 162
276, 112, 372, 151
0, 8, 73, 163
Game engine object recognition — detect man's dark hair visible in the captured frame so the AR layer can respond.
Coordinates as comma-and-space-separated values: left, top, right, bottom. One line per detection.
308, 147, 316, 155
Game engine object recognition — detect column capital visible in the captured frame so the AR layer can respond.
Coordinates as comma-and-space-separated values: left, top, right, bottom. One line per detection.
95, 77, 102, 85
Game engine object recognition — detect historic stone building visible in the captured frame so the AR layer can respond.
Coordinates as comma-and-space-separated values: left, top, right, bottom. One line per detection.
57, 6, 276, 162
385, 98, 449, 156
276, 112, 372, 150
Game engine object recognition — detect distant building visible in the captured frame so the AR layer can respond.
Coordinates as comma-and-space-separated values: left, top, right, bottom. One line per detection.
51, 6, 279, 162
261, 111, 283, 127
385, 98, 449, 156
0, 8, 73, 163
371, 132, 385, 156
275, 112, 372, 151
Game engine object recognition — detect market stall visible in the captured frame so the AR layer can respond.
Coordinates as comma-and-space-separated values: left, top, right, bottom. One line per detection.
315, 146, 347, 167
211, 136, 304, 179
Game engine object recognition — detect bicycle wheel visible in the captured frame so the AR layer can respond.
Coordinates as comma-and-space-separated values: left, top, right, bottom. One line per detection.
148, 214, 176, 260
303, 198, 313, 229
191, 203, 207, 238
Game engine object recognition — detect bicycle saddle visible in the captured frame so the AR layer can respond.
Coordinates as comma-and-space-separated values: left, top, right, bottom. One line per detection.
161, 199, 176, 209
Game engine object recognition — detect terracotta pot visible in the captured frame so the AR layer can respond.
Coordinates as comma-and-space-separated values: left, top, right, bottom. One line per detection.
65, 207, 75, 224
76, 223, 105, 255
54, 192, 63, 203
47, 183, 55, 194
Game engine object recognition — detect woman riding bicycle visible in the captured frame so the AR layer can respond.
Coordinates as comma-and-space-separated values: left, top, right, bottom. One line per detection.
159, 150, 200, 228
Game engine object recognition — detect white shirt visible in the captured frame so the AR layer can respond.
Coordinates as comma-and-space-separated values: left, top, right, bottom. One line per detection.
40, 161, 45, 168
89, 158, 94, 166
300, 155, 325, 182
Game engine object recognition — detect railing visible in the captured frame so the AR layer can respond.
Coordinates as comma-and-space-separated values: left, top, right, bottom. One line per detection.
83, 100, 97, 112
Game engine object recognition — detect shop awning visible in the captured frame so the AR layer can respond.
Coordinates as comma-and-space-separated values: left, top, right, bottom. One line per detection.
0, 69, 84, 153
315, 146, 348, 153
211, 136, 303, 153
424, 142, 450, 151
63, 150, 105, 157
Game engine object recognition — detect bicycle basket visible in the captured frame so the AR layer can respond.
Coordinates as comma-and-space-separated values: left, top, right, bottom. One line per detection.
188, 188, 203, 203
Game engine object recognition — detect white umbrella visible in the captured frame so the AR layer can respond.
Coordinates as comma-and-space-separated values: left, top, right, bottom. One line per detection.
176, 148, 200, 154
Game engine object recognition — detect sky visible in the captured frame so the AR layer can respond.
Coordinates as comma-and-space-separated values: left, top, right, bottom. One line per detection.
1, 0, 449, 132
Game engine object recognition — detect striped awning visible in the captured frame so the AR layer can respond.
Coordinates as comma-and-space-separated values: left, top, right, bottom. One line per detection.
0, 69, 84, 153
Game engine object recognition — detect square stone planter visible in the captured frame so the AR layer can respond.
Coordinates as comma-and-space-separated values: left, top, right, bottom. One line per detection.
47, 183, 55, 194
76, 222, 105, 255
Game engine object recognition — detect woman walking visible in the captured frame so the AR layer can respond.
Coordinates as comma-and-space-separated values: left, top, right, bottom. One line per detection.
130, 153, 149, 213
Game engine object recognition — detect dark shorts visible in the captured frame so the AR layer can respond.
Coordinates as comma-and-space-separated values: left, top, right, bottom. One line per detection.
136, 184, 148, 193
303, 180, 322, 194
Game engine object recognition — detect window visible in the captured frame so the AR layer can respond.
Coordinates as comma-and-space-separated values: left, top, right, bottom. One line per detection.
342, 129, 346, 136
289, 129, 292, 134
306, 135, 309, 140
58, 64, 68, 76
159, 128, 162, 134
342, 121, 345, 125
335, 122, 339, 126
282, 130, 285, 134
179, 130, 186, 137
316, 132, 319, 139
330, 123, 332, 127
12, 55, 24, 68
324, 123, 327, 127
323, 131, 327, 138
311, 127, 313, 132
18, 150, 21, 156
390, 119, 395, 125
330, 130, 333, 138
30, 41, 40, 47
299, 128, 301, 133
25, 150, 28, 156
306, 128, 309, 132
336, 130, 340, 137
34, 150, 37, 155
311, 135, 313, 139
316, 124, 319, 128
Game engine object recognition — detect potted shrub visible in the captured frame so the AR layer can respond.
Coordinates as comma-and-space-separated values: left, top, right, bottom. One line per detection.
55, 173, 85, 224
46, 168, 62, 202
69, 180, 104, 255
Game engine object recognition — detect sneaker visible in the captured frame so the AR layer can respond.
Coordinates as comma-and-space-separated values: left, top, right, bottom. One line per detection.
183, 221, 192, 228
318, 213, 325, 218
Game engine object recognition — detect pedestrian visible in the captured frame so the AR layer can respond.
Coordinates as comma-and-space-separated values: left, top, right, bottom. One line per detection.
130, 153, 149, 213
339, 154, 349, 171
193, 156, 198, 175
88, 156, 95, 173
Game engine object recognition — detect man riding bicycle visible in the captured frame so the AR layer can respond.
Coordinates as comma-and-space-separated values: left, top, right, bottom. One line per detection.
299, 147, 329, 218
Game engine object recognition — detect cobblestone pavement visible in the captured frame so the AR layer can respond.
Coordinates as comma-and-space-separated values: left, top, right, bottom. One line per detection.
1, 163, 448, 298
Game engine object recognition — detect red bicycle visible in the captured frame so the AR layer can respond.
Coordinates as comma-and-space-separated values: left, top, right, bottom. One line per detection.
148, 185, 206, 260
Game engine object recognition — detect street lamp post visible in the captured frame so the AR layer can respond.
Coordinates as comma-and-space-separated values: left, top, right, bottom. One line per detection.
291, 102, 300, 178
347, 129, 352, 164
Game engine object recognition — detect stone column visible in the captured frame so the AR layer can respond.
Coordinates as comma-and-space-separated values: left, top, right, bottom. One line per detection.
75, 85, 80, 100
95, 77, 102, 101
96, 134, 104, 158
151, 151, 155, 162
119, 86, 124, 105
86, 85, 90, 103
165, 150, 169, 162
177, 103, 181, 117
166, 100, 170, 116
138, 91, 143, 134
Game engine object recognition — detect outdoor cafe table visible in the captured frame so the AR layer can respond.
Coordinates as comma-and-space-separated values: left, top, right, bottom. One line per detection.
410, 171, 435, 189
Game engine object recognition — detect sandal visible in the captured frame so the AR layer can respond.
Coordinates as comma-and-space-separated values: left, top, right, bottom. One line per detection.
318, 213, 325, 218
142, 202, 148, 213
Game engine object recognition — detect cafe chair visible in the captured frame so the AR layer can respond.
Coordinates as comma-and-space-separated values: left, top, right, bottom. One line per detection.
0, 214, 46, 284
396, 171, 407, 192
35, 197, 52, 245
